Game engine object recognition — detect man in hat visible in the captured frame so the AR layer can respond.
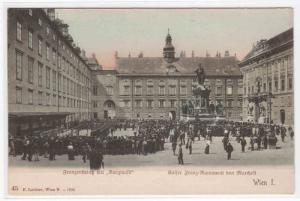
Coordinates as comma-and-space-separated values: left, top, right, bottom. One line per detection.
240, 137, 247, 152
205, 138, 210, 154
172, 137, 177, 156
226, 142, 234, 160
178, 144, 184, 165
222, 135, 229, 151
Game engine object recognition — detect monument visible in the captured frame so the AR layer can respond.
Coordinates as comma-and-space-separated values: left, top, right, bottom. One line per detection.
181, 64, 218, 121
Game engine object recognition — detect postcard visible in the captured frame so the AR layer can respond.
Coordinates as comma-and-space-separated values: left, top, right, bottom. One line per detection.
6, 7, 294, 195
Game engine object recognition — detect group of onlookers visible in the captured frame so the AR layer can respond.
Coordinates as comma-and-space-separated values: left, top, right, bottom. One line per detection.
9, 118, 294, 168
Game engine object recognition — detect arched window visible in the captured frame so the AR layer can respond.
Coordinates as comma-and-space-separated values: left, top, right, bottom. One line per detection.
147, 79, 154, 95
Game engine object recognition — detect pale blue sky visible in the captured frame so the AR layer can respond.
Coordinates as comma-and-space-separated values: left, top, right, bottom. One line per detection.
57, 8, 293, 69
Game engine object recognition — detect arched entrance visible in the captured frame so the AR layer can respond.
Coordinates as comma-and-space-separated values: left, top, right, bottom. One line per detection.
169, 111, 176, 120
103, 100, 116, 119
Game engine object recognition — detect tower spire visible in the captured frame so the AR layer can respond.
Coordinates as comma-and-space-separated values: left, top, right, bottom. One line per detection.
163, 29, 175, 62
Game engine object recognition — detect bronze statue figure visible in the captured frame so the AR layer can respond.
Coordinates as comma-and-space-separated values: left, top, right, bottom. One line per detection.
195, 64, 205, 85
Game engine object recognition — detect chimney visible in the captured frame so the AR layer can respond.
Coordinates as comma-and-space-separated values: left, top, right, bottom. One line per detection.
206, 50, 210, 57
180, 51, 184, 58
114, 51, 119, 59
191, 50, 194, 58
138, 52, 143, 58
81, 49, 86, 58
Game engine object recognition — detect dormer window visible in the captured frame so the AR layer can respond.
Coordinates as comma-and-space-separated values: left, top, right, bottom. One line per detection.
167, 65, 178, 73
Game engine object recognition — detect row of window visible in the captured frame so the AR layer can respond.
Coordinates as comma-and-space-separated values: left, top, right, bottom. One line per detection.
90, 84, 240, 97
15, 50, 90, 99
90, 99, 242, 109
16, 16, 90, 86
15, 87, 89, 108
244, 77, 293, 95
118, 85, 237, 96
243, 55, 293, 81
122, 78, 242, 86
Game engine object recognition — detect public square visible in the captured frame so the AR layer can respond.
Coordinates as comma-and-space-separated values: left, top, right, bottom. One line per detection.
9, 128, 294, 168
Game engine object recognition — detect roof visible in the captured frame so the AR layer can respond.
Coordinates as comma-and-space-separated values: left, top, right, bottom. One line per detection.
94, 69, 118, 75
116, 56, 241, 76
240, 28, 293, 66
87, 57, 103, 70
87, 57, 99, 65
9, 112, 72, 119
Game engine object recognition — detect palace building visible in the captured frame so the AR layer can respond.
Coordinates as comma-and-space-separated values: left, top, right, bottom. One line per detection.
8, 8, 245, 136
8, 9, 92, 136
92, 32, 243, 120
239, 28, 293, 126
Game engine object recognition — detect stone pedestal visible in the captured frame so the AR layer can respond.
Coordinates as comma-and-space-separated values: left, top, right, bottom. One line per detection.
181, 83, 212, 120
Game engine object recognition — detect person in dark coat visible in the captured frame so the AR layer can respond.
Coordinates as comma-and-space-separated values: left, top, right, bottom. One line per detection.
204, 140, 210, 154
281, 126, 286, 142
32, 139, 40, 161
48, 137, 56, 161
89, 148, 104, 170
257, 136, 261, 150
188, 138, 192, 155
290, 129, 294, 141
9, 137, 16, 157
89, 148, 97, 169
21, 136, 30, 160
81, 143, 89, 163
222, 136, 229, 151
98, 151, 104, 169
226, 142, 233, 160
288, 127, 294, 141
172, 139, 177, 156
180, 131, 185, 145
240, 137, 247, 152
263, 135, 268, 149
26, 138, 33, 162
178, 144, 184, 165
250, 136, 254, 151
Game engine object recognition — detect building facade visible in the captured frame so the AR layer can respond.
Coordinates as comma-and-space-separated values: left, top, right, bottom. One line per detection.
8, 9, 92, 136
91, 70, 119, 120
239, 28, 293, 126
92, 32, 243, 120
7, 9, 246, 136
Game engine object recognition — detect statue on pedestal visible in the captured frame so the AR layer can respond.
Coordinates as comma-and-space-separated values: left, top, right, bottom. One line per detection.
195, 64, 205, 85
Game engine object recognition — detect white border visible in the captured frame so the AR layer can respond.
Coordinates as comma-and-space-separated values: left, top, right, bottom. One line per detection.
1, 0, 299, 200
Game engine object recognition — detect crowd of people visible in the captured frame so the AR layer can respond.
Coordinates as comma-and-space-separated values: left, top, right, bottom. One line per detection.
9, 119, 294, 168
